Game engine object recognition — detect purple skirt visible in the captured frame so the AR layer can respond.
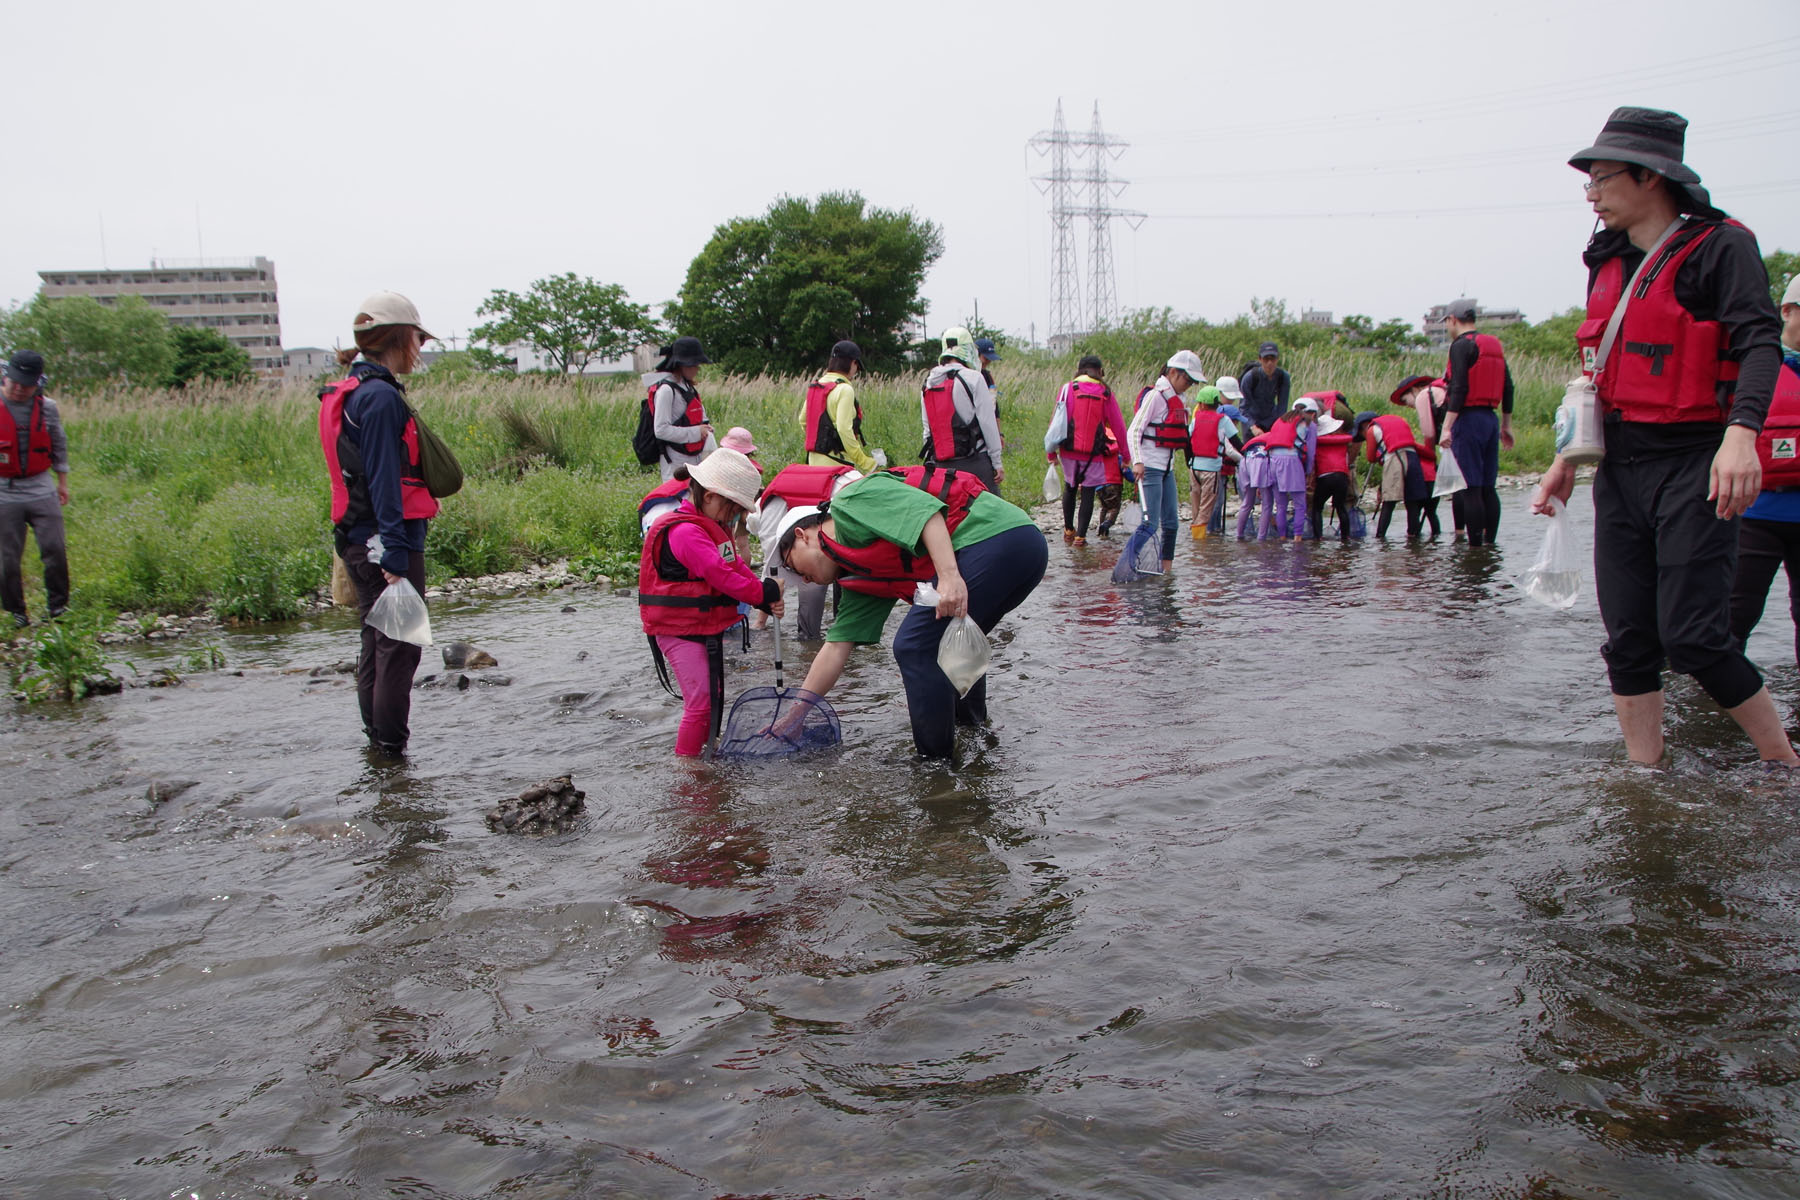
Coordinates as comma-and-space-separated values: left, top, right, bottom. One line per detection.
1240, 451, 1273, 489
1269, 450, 1306, 492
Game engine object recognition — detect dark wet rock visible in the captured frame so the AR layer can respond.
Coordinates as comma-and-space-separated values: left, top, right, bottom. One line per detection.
310, 661, 356, 677
486, 774, 586, 835
146, 779, 198, 805
442, 642, 498, 670
416, 672, 473, 691
85, 677, 125, 696
476, 674, 513, 687
140, 669, 183, 688
556, 691, 593, 705
575, 651, 588, 662
560, 605, 577, 614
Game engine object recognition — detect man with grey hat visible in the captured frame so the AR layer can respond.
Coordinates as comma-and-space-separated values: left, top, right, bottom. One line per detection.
1532, 106, 1797, 767
1436, 299, 1514, 547
0, 350, 71, 627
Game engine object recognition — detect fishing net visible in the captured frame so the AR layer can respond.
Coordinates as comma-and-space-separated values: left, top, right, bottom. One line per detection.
714, 622, 842, 759
1111, 511, 1165, 582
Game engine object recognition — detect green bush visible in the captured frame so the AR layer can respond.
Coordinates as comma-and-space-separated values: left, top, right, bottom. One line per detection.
86, 494, 206, 613
5, 614, 117, 702
195, 484, 329, 623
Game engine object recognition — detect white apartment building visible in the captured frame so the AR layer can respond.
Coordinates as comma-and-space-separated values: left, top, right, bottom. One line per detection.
37, 257, 284, 375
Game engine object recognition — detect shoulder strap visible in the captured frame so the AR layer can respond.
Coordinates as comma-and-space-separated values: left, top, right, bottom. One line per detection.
1595, 217, 1687, 379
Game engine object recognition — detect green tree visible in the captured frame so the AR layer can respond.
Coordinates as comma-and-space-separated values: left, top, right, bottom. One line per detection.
1336, 314, 1427, 356
670, 191, 943, 375
1497, 307, 1584, 364
471, 273, 662, 375
0, 294, 173, 390
1766, 249, 1798, 308
164, 326, 253, 388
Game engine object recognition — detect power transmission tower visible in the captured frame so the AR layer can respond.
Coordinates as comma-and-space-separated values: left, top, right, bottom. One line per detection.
1029, 100, 1146, 342
1081, 103, 1145, 332
1028, 100, 1083, 343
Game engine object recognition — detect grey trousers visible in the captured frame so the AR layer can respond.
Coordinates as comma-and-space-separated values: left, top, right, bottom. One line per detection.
0, 485, 69, 620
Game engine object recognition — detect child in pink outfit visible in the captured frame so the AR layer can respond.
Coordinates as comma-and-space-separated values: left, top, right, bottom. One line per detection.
638, 450, 783, 756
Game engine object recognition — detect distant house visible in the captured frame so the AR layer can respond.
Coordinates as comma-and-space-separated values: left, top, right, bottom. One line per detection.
1422, 299, 1523, 348
283, 346, 339, 384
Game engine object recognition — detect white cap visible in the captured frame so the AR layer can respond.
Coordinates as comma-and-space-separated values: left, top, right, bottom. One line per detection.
688, 448, 762, 511
352, 291, 434, 341
1293, 398, 1321, 415
1215, 375, 1244, 401
1166, 350, 1206, 381
941, 326, 975, 365
1783, 274, 1800, 309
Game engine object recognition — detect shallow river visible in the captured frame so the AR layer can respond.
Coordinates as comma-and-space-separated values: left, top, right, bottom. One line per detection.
5, 487, 1800, 1198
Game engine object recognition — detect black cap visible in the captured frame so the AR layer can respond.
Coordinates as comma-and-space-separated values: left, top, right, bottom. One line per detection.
1445, 299, 1478, 323
830, 339, 863, 364
1258, 341, 1279, 358
1351, 411, 1379, 441
3, 349, 45, 386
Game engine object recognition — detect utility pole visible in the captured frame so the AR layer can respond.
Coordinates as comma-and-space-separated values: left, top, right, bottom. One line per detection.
1029, 100, 1084, 343
1029, 100, 1146, 342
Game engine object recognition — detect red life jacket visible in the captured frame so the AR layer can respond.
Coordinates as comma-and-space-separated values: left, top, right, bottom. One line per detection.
1302, 390, 1347, 414
1257, 420, 1300, 451
649, 378, 709, 455
920, 369, 983, 462
0, 393, 53, 478
1315, 432, 1352, 476
1577, 220, 1743, 424
803, 377, 863, 462
1140, 386, 1190, 449
318, 374, 439, 530
821, 466, 987, 599
1060, 379, 1114, 456
1450, 334, 1507, 407
1416, 441, 1438, 483
1755, 362, 1800, 488
1365, 414, 1418, 463
637, 507, 747, 636
1102, 429, 1124, 484
762, 463, 859, 511
1188, 409, 1225, 460
638, 477, 689, 518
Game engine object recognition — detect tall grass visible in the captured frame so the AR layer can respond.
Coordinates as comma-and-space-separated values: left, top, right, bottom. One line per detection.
32, 348, 1569, 623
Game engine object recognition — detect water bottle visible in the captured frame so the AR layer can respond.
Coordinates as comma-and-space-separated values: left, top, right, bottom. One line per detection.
1554, 376, 1605, 466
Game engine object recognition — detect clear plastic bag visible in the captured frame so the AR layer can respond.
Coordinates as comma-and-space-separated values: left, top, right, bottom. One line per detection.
914, 583, 990, 696
1514, 496, 1582, 610
1043, 463, 1061, 502
1432, 441, 1466, 498
366, 577, 434, 645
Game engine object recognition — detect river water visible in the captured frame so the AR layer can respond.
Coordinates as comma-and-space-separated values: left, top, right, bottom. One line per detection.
5, 486, 1799, 1198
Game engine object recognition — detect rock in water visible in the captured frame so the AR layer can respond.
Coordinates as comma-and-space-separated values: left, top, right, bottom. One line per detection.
486, 774, 586, 835
145, 779, 199, 805
442, 642, 498, 670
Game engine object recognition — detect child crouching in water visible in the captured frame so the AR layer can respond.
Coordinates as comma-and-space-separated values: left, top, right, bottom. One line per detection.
638, 449, 784, 756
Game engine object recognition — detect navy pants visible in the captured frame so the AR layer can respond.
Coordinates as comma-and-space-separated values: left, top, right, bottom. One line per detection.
1451, 407, 1503, 545
891, 524, 1048, 758
345, 543, 428, 753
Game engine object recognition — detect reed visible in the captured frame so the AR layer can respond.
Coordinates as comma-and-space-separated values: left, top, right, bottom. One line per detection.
26, 347, 1568, 623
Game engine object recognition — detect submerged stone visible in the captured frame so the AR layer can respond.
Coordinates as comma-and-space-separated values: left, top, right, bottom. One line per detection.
486, 774, 586, 835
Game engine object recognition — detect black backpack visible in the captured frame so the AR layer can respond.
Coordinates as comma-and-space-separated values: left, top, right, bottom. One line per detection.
631, 387, 661, 466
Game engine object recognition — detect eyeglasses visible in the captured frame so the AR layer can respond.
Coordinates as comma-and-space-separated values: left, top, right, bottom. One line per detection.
1583, 168, 1629, 196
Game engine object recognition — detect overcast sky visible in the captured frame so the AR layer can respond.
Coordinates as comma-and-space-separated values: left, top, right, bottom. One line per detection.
6, 0, 1794, 355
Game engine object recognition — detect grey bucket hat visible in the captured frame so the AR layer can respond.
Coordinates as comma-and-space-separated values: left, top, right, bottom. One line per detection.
1569, 105, 1720, 216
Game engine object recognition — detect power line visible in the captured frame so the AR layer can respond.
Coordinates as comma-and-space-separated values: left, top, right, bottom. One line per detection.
1152, 177, 1800, 222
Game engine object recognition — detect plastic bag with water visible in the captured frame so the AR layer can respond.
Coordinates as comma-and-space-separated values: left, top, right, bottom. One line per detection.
366, 578, 433, 646
915, 583, 991, 696
1514, 496, 1582, 610
1432, 441, 1466, 498
1043, 463, 1061, 502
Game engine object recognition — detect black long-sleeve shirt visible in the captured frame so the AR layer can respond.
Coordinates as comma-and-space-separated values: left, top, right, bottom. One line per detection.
1237, 365, 1290, 431
1444, 332, 1514, 415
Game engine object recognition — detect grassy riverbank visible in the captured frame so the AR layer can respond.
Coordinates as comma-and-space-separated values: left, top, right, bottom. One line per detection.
13, 350, 1569, 625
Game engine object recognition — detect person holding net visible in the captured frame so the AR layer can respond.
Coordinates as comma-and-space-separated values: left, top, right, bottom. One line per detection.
638, 449, 784, 757
773, 467, 1047, 759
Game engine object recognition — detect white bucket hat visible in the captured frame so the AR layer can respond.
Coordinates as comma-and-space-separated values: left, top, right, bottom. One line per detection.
688, 448, 763, 512
353, 291, 434, 341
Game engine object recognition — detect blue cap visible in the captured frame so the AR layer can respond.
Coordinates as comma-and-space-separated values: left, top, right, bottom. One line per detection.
974, 337, 1000, 362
